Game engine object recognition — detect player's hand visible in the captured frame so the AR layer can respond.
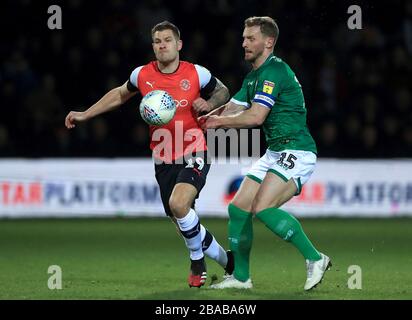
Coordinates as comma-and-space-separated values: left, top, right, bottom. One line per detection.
65, 111, 89, 129
192, 98, 212, 114
197, 114, 209, 129
200, 115, 221, 130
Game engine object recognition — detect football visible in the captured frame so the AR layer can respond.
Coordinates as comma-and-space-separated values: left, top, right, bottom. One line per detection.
139, 90, 176, 126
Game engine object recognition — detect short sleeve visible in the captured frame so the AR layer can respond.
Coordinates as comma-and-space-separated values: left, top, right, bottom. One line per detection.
129, 66, 143, 89
194, 64, 212, 89
252, 66, 283, 109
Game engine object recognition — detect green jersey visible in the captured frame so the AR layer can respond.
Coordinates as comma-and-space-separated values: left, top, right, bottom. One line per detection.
231, 54, 317, 154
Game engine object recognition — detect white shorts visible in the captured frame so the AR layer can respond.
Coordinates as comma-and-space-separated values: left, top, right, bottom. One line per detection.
246, 149, 317, 195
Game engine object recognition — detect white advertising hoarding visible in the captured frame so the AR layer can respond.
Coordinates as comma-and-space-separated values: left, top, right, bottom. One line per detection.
0, 159, 411, 217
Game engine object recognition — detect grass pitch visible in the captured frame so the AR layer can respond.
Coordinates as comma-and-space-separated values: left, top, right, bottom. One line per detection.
0, 217, 411, 300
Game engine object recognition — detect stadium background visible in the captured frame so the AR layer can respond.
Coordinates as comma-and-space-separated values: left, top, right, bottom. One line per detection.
0, 0, 411, 300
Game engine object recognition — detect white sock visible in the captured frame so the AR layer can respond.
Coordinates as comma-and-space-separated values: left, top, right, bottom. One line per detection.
176, 208, 203, 260
200, 225, 228, 268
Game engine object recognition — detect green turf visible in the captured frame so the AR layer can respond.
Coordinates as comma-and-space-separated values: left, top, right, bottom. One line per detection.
0, 217, 411, 300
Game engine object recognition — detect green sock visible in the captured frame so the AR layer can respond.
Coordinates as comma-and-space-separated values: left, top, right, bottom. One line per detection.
228, 203, 253, 282
256, 207, 321, 261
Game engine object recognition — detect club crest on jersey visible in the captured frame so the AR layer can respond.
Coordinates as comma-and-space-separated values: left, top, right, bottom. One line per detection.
180, 79, 191, 91
263, 80, 275, 94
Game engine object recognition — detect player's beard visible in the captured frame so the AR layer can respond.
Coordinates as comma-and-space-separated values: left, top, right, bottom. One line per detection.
245, 49, 263, 63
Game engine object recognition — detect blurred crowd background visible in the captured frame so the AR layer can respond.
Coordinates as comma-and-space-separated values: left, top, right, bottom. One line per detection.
1, 0, 411, 158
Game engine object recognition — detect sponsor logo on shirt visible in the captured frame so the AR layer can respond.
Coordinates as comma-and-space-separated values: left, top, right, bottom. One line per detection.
174, 99, 189, 108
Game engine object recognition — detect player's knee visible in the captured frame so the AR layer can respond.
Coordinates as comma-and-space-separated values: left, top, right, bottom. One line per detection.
168, 197, 191, 218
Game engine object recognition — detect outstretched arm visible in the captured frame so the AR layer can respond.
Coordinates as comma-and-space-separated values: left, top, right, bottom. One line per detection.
201, 102, 270, 129
199, 100, 246, 119
65, 81, 137, 129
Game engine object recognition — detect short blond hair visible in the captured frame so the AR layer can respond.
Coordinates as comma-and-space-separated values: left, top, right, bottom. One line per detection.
244, 16, 279, 40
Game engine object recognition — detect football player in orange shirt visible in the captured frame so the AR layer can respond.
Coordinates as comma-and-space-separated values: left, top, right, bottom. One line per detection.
65, 21, 232, 288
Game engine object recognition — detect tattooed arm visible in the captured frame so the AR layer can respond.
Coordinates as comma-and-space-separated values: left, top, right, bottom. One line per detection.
206, 77, 230, 110
193, 77, 230, 114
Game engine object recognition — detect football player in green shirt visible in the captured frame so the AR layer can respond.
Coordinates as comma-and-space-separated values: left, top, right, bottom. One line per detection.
201, 16, 331, 290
